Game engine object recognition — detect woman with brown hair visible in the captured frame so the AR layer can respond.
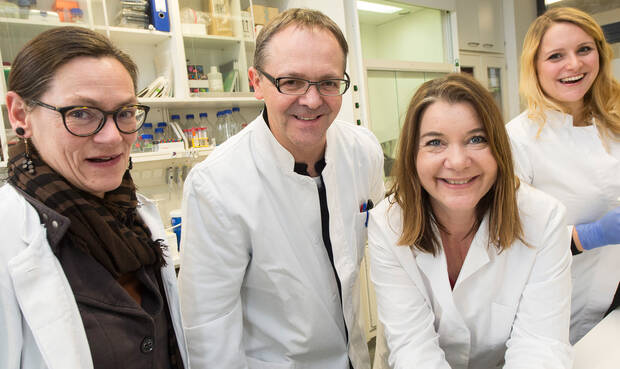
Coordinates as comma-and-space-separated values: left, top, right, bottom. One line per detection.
369, 74, 572, 369
0, 27, 187, 368
507, 7, 620, 344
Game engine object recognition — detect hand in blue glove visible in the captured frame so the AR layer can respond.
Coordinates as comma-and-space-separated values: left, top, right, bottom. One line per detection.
575, 206, 620, 250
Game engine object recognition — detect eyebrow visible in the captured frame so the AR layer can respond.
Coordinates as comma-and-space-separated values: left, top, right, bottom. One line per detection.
540, 41, 596, 56
420, 127, 485, 139
68, 96, 138, 108
278, 72, 343, 80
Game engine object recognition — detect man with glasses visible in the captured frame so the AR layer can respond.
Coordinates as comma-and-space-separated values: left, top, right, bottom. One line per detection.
179, 8, 384, 369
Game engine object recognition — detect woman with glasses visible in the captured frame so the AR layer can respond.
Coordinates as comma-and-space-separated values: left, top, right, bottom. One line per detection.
0, 27, 188, 368
369, 74, 572, 369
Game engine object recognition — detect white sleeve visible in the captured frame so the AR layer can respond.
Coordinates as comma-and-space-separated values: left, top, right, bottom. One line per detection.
504, 202, 573, 369
508, 135, 534, 185
369, 133, 386, 205
368, 209, 452, 369
178, 170, 251, 369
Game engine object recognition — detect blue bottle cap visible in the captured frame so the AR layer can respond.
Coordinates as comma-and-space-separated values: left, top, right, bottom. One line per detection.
171, 114, 180, 120
143, 123, 153, 128
142, 134, 154, 139
232, 107, 240, 112
157, 122, 167, 127
155, 128, 164, 133
186, 114, 195, 119
199, 112, 208, 118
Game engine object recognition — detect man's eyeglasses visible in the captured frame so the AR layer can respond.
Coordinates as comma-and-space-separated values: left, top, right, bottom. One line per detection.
257, 68, 350, 96
31, 100, 150, 137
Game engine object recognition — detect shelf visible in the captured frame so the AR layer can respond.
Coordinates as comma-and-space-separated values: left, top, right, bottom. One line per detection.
0, 17, 86, 29
95, 26, 172, 45
139, 94, 263, 108
131, 146, 214, 163
183, 34, 242, 49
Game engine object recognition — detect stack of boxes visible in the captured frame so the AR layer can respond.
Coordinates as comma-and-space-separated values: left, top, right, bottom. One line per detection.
246, 5, 279, 36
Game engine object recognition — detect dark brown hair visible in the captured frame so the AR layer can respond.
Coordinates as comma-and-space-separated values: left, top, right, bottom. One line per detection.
253, 8, 348, 72
390, 73, 523, 254
9, 26, 138, 102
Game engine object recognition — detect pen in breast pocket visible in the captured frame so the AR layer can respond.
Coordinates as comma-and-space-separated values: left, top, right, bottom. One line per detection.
360, 199, 374, 227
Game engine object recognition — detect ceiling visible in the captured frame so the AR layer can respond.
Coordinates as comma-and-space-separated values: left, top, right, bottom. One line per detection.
357, 0, 425, 26
547, 0, 620, 15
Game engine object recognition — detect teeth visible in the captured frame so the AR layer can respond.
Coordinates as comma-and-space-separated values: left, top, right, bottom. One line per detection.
445, 178, 470, 185
296, 115, 318, 121
560, 74, 584, 83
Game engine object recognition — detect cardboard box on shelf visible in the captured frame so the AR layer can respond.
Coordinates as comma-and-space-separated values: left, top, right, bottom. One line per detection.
245, 4, 278, 26
205, 0, 233, 36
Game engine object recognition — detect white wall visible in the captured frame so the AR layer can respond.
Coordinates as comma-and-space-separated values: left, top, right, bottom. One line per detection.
360, 8, 445, 63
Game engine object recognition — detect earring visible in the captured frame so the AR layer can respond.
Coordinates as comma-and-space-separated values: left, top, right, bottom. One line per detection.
128, 156, 133, 170
22, 138, 35, 174
15, 127, 25, 136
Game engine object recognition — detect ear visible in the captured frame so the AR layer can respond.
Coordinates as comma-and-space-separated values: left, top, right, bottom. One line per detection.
248, 67, 264, 100
6, 91, 33, 138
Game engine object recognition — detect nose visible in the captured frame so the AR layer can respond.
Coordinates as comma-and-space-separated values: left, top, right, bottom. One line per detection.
93, 114, 123, 144
297, 84, 324, 110
566, 52, 583, 70
444, 144, 471, 171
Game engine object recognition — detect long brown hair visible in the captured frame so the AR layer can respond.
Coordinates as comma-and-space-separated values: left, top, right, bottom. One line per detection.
520, 7, 620, 138
390, 73, 523, 255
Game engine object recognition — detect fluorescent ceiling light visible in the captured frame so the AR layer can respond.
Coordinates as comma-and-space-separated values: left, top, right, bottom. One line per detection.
544, 0, 563, 4
357, 1, 402, 14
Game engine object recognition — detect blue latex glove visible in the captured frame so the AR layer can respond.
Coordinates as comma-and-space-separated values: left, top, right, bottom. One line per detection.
575, 206, 620, 250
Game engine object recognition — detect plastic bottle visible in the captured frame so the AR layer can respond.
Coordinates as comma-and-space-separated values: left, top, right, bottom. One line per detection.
157, 122, 169, 141
208, 66, 224, 92
141, 122, 154, 136
169, 115, 182, 143
70, 7, 83, 23
154, 127, 165, 143
223, 109, 236, 138
141, 134, 154, 152
231, 107, 248, 130
198, 112, 211, 146
132, 135, 143, 153
214, 110, 227, 145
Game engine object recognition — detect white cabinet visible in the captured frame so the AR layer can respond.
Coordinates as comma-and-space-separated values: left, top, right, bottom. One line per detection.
0, 0, 266, 168
456, 0, 504, 53
459, 51, 509, 119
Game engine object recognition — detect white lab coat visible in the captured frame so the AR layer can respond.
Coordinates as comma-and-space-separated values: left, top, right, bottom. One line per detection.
369, 184, 573, 369
178, 113, 384, 369
507, 110, 620, 343
0, 184, 189, 369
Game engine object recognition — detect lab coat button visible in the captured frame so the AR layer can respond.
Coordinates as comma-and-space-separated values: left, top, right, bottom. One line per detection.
51, 220, 58, 228
140, 336, 154, 353
42, 213, 48, 220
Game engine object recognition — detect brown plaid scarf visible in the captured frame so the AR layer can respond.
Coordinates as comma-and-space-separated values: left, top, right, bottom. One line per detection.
8, 141, 165, 278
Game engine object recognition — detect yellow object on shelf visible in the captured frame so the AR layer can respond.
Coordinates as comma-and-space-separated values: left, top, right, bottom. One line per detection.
205, 0, 232, 36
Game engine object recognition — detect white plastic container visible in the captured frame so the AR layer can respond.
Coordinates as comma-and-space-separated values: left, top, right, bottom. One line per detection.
208, 66, 224, 92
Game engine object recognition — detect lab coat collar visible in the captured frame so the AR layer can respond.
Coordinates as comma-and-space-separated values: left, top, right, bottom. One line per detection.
11, 184, 70, 253
254, 109, 336, 177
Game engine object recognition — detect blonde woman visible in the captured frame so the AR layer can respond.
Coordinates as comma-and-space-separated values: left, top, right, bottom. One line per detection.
369, 73, 572, 369
507, 7, 620, 344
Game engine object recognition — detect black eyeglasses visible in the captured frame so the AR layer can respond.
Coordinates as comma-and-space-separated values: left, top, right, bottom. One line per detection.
31, 100, 150, 137
257, 68, 350, 96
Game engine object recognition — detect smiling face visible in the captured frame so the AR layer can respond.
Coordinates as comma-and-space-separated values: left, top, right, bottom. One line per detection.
250, 25, 345, 162
416, 100, 498, 221
26, 56, 137, 197
536, 22, 599, 115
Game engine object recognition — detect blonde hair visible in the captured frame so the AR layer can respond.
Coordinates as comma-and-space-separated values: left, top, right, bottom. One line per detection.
390, 73, 523, 255
520, 7, 620, 138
